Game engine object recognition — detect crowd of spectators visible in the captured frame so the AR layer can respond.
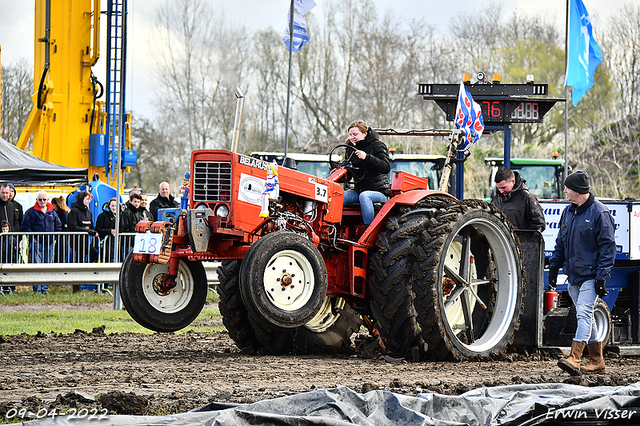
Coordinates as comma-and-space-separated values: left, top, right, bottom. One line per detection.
0, 181, 180, 294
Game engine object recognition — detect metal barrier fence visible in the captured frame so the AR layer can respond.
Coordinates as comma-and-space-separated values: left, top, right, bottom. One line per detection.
0, 231, 220, 288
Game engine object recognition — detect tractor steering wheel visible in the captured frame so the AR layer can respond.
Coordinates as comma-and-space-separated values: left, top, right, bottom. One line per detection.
328, 144, 366, 184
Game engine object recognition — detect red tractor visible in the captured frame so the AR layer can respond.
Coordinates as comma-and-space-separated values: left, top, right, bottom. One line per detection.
120, 131, 524, 361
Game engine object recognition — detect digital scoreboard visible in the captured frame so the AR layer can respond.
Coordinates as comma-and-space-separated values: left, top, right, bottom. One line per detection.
418, 83, 563, 126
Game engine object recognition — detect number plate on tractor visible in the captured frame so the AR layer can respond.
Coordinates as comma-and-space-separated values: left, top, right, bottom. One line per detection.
133, 232, 163, 255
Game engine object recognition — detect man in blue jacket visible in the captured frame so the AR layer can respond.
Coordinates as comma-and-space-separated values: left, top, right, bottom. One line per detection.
21, 191, 62, 294
548, 171, 616, 375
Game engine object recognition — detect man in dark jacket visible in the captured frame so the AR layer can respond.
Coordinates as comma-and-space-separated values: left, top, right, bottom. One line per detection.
0, 184, 20, 232
7, 183, 23, 228
21, 191, 62, 293
548, 170, 616, 376
491, 167, 545, 232
149, 182, 179, 221
121, 192, 144, 232
342, 120, 391, 225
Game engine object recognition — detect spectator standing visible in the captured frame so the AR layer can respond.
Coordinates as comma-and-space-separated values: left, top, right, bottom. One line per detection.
491, 167, 546, 232
51, 196, 70, 229
149, 182, 179, 220
21, 191, 62, 294
125, 188, 142, 210
96, 198, 118, 237
51, 196, 71, 262
548, 171, 616, 375
140, 193, 154, 221
121, 192, 144, 233
0, 184, 20, 232
68, 191, 98, 263
7, 184, 23, 228
0, 220, 18, 293
0, 220, 16, 262
96, 198, 118, 262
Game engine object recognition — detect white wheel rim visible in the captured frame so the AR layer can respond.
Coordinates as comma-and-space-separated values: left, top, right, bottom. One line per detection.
444, 241, 478, 330
142, 261, 194, 314
305, 296, 346, 333
263, 249, 315, 311
441, 218, 519, 354
594, 304, 610, 342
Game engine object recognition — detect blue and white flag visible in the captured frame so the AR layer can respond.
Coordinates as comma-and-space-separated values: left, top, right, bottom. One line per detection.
455, 83, 484, 150
566, 0, 602, 106
283, 0, 316, 52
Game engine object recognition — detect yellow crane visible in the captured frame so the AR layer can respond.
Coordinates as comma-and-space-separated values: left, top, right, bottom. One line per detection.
16, 0, 134, 189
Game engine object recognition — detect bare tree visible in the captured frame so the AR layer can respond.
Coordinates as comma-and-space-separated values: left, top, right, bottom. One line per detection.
150, 0, 250, 175
603, 3, 640, 118
1, 59, 33, 144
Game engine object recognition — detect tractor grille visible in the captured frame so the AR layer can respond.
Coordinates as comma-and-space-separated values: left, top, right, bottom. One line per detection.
193, 161, 232, 202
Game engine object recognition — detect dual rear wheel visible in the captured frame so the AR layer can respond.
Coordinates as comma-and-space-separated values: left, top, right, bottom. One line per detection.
369, 196, 524, 360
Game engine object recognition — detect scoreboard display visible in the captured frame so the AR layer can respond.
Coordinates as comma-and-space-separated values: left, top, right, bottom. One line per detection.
418, 83, 562, 126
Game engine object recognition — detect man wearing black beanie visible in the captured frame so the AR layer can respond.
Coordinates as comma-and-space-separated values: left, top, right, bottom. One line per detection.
548, 170, 616, 376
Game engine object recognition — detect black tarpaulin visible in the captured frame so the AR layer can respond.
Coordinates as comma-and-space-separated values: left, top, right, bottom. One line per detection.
0, 137, 87, 187
26, 382, 640, 425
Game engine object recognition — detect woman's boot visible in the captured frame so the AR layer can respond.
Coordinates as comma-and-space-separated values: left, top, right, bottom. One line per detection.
558, 340, 585, 376
581, 341, 605, 373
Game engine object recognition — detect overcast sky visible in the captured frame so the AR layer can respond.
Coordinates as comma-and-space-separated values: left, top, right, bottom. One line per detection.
0, 0, 631, 119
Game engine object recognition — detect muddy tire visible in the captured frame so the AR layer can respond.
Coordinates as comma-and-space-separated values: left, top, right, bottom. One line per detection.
291, 296, 360, 354
593, 298, 612, 344
370, 196, 523, 361
237, 232, 358, 355
119, 253, 208, 332
217, 260, 261, 352
239, 232, 328, 329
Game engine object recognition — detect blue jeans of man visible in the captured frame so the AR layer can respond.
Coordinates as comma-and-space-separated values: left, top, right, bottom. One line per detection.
31, 241, 55, 294
568, 279, 598, 344
343, 190, 389, 224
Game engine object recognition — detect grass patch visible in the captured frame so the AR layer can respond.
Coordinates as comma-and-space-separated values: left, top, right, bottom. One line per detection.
0, 308, 223, 336
0, 285, 114, 304
0, 285, 223, 336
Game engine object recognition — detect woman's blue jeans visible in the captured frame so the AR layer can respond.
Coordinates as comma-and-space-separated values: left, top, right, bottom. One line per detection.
343, 190, 389, 224
568, 279, 598, 344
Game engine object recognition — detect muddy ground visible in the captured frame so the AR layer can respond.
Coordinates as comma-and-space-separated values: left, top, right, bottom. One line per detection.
2, 304, 640, 420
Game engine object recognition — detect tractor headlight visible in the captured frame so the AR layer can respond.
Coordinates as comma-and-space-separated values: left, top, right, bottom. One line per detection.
215, 204, 229, 218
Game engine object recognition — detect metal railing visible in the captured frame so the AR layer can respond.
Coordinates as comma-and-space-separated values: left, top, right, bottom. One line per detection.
0, 232, 220, 288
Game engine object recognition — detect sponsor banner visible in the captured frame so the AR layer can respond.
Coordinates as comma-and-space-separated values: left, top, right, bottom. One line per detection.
540, 200, 633, 259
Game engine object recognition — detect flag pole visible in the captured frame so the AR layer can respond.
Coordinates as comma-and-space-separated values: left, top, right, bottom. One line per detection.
563, 0, 570, 198
283, 0, 295, 161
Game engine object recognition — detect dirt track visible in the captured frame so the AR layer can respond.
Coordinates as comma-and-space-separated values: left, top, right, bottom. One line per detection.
2, 304, 640, 419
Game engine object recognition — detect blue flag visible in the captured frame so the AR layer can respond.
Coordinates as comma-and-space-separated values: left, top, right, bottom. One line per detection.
566, 0, 602, 106
283, 0, 316, 52
455, 83, 484, 151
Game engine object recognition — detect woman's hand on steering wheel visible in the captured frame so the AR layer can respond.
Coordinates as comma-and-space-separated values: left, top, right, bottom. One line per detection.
328, 143, 365, 184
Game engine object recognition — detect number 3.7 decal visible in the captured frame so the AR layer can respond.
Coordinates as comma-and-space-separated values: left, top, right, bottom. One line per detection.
314, 183, 328, 203
133, 232, 163, 255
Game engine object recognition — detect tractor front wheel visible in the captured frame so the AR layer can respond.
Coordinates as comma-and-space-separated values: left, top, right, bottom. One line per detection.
119, 253, 208, 332
239, 232, 327, 329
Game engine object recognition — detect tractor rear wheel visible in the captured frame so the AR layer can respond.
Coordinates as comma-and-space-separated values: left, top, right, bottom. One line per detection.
119, 253, 208, 332
217, 260, 262, 353
370, 196, 523, 361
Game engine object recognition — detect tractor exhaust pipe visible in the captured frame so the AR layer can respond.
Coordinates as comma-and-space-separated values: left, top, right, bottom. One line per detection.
231, 87, 245, 153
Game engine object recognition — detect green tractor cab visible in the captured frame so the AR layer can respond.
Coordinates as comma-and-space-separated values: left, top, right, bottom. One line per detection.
485, 157, 568, 200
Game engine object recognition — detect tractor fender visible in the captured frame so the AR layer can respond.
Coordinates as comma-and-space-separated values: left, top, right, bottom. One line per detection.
359, 190, 455, 246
